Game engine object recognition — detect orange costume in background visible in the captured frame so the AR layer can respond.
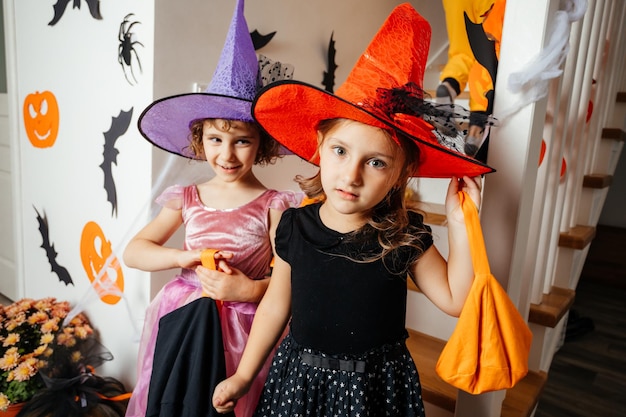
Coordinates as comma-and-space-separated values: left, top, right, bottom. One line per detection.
440, 0, 505, 116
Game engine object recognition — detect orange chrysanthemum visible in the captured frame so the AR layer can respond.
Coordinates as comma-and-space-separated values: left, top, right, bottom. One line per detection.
2, 333, 19, 347
13, 358, 38, 382
0, 393, 9, 410
0, 347, 20, 371
1, 297, 95, 410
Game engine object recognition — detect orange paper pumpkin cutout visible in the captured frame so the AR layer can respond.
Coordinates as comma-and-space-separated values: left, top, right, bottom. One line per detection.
80, 221, 124, 305
23, 90, 60, 148
538, 139, 567, 179
435, 191, 532, 394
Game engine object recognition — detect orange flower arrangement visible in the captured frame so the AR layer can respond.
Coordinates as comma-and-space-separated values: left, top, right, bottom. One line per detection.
0, 298, 93, 410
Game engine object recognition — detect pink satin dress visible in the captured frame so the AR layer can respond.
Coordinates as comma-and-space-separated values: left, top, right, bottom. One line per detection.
125, 185, 301, 417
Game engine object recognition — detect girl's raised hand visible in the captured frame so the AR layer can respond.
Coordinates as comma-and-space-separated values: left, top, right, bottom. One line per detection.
445, 176, 482, 224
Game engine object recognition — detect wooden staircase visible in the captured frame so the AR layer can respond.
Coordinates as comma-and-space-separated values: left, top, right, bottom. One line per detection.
408, 1, 626, 415
405, 105, 625, 417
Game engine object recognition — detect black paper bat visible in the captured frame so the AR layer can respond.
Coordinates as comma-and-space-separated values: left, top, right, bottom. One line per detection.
100, 108, 133, 217
250, 29, 276, 50
49, 0, 102, 26
34, 206, 73, 286
322, 32, 338, 93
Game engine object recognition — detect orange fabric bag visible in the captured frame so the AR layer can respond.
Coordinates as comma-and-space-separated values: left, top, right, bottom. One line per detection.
435, 191, 533, 394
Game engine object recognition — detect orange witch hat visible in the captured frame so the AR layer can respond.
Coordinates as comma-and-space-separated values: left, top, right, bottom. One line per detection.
252, 3, 495, 178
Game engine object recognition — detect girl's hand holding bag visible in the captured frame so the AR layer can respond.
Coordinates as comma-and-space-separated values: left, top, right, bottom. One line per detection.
435, 191, 533, 394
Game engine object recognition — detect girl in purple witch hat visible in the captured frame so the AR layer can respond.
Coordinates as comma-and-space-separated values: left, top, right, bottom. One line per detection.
123, 1, 299, 416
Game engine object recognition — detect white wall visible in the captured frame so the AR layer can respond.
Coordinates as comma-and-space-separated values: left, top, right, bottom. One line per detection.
3, 0, 155, 386
0, 93, 14, 299
153, 0, 448, 100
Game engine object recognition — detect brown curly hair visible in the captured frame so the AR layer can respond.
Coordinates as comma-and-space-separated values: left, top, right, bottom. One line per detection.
186, 118, 281, 166
296, 118, 429, 273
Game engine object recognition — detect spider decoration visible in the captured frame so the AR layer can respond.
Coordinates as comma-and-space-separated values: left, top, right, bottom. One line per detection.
118, 13, 143, 85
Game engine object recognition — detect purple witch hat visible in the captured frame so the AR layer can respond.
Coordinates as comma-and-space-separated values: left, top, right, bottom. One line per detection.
138, 0, 260, 158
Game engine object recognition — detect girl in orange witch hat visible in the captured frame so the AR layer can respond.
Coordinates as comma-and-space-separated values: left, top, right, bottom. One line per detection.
213, 3, 494, 416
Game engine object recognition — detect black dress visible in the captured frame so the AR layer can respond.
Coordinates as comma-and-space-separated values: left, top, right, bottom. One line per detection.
254, 203, 433, 417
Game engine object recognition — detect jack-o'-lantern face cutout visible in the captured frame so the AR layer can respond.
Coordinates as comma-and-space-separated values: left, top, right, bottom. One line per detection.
80, 221, 124, 305
23, 90, 60, 148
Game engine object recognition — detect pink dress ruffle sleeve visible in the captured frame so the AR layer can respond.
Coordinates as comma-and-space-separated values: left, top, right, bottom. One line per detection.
125, 185, 302, 417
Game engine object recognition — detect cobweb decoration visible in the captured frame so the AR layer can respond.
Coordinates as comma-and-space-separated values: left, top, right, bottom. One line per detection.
258, 54, 294, 87
497, 0, 587, 119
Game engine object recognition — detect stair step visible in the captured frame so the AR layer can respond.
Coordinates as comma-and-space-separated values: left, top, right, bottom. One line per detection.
528, 286, 576, 328
582, 173, 613, 188
424, 210, 447, 226
558, 225, 596, 250
414, 202, 447, 226
601, 127, 626, 141
418, 208, 597, 250
406, 329, 548, 417
406, 329, 457, 412
501, 370, 548, 417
